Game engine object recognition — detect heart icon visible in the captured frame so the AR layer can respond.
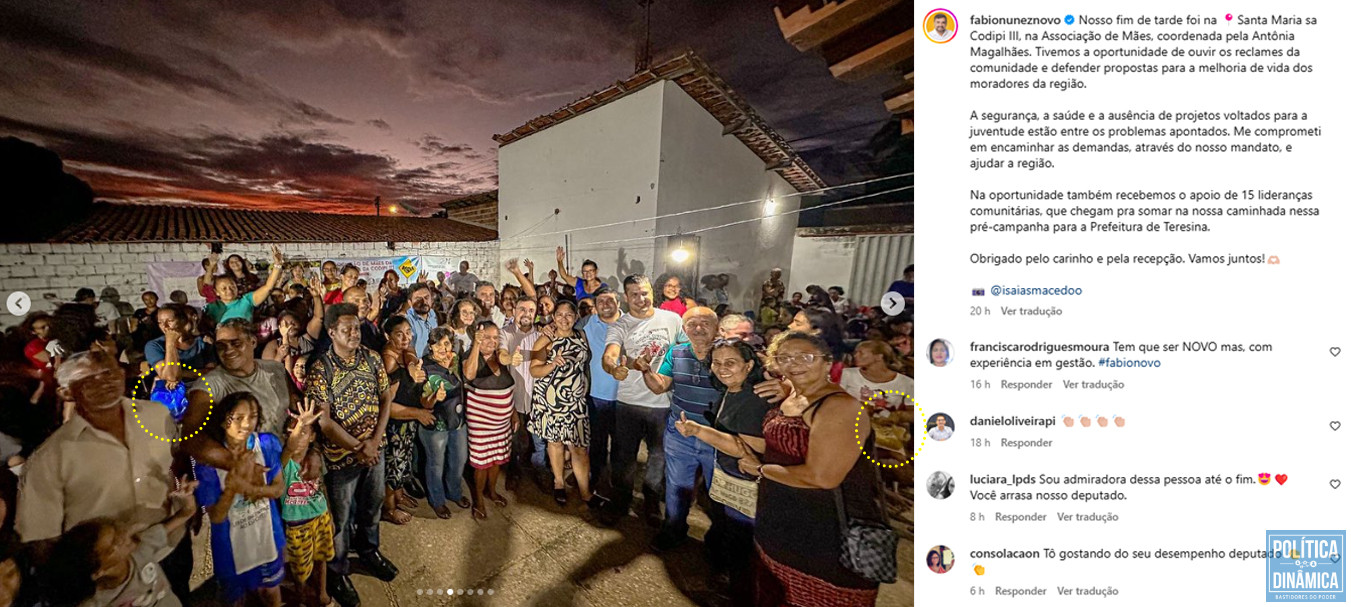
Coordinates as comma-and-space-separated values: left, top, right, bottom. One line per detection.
1332, 480, 1342, 489
1333, 347, 1342, 357
1275, 474, 1288, 486
1333, 421, 1342, 431
1333, 553, 1342, 563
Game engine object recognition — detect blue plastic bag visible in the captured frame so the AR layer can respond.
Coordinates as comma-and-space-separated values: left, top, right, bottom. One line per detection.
149, 379, 189, 423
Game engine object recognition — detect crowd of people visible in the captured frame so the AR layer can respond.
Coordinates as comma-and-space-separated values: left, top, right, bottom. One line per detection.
0, 243, 916, 607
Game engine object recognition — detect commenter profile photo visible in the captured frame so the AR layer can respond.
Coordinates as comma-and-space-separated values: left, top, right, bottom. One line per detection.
926, 412, 954, 441
925, 9, 957, 43
928, 339, 952, 367
928, 545, 955, 574
927, 471, 955, 499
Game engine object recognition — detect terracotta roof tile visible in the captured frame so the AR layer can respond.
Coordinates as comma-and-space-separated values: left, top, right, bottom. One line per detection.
38, 202, 497, 244
492, 51, 826, 192
439, 190, 499, 211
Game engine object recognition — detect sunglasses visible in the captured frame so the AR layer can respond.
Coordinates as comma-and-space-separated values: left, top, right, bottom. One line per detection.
712, 336, 765, 352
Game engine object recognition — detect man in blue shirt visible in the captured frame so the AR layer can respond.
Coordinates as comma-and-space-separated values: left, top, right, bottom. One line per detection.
888, 264, 915, 300
582, 287, 623, 492
405, 283, 436, 357
636, 306, 720, 551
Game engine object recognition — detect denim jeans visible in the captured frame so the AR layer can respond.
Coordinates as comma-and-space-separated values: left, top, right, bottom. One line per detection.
662, 411, 716, 536
531, 431, 548, 471
509, 415, 549, 477
609, 402, 668, 512
587, 396, 616, 487
326, 454, 385, 576
418, 425, 468, 508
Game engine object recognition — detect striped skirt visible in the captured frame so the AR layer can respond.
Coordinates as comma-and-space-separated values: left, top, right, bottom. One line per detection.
466, 386, 514, 469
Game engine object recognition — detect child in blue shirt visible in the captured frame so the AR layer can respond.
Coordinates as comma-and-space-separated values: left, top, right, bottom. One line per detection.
193, 392, 286, 605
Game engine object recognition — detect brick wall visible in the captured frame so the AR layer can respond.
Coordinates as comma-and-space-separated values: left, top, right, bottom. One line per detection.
444, 201, 498, 229
0, 240, 499, 326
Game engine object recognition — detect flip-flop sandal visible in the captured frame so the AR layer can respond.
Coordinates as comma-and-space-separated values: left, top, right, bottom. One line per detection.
490, 494, 508, 507
381, 509, 413, 525
456, 497, 472, 509
434, 506, 453, 519
472, 506, 488, 520
399, 495, 419, 510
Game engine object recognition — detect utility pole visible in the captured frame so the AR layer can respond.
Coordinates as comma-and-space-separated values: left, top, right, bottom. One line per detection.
635, 0, 654, 72
374, 195, 381, 216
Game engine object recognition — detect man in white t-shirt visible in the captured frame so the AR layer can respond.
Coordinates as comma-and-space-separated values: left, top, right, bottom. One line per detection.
498, 298, 544, 486
446, 260, 480, 296
599, 275, 683, 527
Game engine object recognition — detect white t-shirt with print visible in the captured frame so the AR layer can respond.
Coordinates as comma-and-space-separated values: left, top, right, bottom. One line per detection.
839, 367, 914, 412
605, 310, 682, 408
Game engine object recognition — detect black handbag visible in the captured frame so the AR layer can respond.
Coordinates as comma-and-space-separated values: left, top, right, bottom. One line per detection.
832, 464, 900, 584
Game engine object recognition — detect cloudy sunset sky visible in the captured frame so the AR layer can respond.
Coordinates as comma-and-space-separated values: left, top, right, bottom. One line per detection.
0, 0, 893, 215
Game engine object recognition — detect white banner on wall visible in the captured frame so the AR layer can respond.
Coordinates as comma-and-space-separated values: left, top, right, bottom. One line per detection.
146, 255, 472, 304
146, 261, 209, 307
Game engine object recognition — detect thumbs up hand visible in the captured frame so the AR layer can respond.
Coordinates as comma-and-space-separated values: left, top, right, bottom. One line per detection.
674, 411, 700, 438
611, 355, 630, 381
780, 379, 810, 417
511, 345, 524, 367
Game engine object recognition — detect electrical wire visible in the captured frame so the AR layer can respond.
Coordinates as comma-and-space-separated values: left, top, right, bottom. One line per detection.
493, 182, 913, 253
499, 171, 912, 242
503, 210, 558, 240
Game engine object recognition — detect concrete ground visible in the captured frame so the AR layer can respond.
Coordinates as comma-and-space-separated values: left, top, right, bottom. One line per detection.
191, 473, 914, 607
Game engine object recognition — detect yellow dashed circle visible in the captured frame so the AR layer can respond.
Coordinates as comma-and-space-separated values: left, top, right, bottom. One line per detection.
855, 390, 920, 469
133, 362, 213, 443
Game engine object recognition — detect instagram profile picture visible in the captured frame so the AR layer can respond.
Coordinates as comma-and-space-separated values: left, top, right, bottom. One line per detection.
927, 545, 955, 574
927, 471, 954, 499
925, 9, 957, 43
926, 412, 954, 441
928, 339, 952, 367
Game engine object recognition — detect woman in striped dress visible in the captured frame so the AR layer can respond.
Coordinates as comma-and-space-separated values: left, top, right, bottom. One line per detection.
462, 319, 515, 520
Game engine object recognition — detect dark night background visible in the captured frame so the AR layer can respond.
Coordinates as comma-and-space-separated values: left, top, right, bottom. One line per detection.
0, 0, 899, 217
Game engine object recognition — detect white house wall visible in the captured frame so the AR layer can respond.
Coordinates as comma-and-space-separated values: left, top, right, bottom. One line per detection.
788, 235, 858, 301
496, 84, 665, 289
653, 80, 799, 312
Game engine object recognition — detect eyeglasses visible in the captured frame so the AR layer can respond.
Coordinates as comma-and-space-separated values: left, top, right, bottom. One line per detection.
772, 353, 822, 367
